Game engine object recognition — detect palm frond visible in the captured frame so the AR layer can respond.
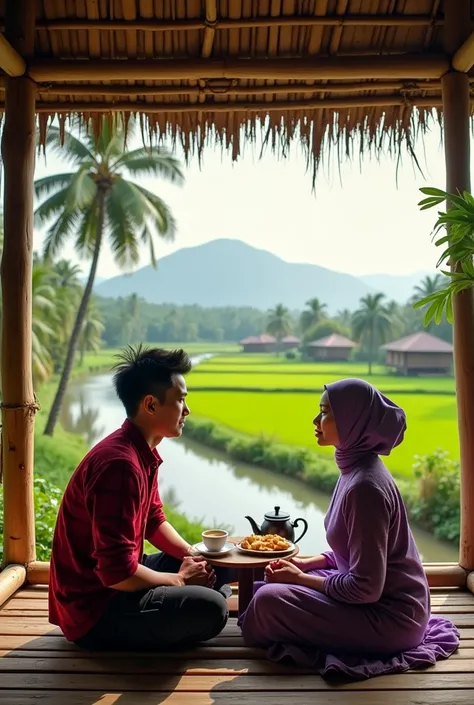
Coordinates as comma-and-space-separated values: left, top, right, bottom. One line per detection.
105, 188, 140, 269
43, 209, 82, 259
42, 125, 96, 166
113, 148, 184, 185
131, 183, 177, 239
34, 187, 75, 228
74, 202, 100, 259
34, 173, 76, 201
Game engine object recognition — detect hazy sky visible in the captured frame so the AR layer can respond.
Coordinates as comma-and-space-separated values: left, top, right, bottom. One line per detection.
32, 123, 459, 281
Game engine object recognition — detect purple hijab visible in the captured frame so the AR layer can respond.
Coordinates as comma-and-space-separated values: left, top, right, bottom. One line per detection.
325, 378, 406, 473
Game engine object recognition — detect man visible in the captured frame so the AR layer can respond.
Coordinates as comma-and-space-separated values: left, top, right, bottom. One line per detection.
49, 346, 229, 651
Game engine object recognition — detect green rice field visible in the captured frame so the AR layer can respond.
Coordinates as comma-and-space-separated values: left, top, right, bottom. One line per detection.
188, 356, 459, 478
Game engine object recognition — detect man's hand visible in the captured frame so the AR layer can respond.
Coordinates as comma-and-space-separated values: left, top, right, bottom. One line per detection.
265, 559, 304, 585
178, 556, 216, 587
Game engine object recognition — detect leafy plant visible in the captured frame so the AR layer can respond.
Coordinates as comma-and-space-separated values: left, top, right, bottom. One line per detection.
414, 187, 474, 325
408, 449, 460, 543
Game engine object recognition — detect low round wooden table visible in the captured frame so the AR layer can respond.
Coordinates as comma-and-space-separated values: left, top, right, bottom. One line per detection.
206, 536, 299, 616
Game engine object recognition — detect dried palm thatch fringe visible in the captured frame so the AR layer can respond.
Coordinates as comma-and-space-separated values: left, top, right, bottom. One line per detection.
32, 104, 444, 188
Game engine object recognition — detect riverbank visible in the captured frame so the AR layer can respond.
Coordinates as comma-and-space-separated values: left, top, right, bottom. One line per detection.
183, 415, 460, 546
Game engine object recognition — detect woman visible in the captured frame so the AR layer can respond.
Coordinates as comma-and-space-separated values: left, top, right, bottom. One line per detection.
238, 378, 459, 679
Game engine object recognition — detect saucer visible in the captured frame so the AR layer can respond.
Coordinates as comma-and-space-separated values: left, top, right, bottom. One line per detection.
193, 541, 235, 557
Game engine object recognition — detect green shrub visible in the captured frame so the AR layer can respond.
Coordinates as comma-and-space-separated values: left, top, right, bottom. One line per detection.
184, 416, 339, 489
406, 449, 460, 543
0, 476, 62, 563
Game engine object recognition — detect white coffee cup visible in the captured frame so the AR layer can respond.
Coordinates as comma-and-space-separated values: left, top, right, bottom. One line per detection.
202, 529, 228, 552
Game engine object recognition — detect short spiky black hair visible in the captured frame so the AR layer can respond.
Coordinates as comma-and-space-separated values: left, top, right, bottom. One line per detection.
112, 344, 192, 417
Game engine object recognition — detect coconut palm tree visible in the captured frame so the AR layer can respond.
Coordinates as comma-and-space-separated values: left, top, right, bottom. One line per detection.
122, 293, 141, 344
299, 297, 328, 334
335, 308, 353, 329
30, 264, 57, 384
411, 274, 445, 332
411, 274, 445, 303
35, 116, 184, 436
267, 304, 292, 353
0, 223, 57, 385
352, 293, 393, 375
79, 298, 105, 365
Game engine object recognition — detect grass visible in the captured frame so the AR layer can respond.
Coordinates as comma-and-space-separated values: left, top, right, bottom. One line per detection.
82, 342, 240, 371
189, 371, 455, 394
185, 356, 459, 478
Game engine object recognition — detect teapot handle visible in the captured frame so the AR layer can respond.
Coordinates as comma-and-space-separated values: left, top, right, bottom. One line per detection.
292, 518, 308, 544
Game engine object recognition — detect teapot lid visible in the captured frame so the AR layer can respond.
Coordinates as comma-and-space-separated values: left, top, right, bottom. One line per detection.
264, 506, 290, 521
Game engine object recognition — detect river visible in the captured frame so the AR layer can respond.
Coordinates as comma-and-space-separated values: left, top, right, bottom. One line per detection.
60, 371, 458, 562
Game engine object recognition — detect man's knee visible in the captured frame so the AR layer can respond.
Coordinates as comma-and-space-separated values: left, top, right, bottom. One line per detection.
189, 587, 229, 639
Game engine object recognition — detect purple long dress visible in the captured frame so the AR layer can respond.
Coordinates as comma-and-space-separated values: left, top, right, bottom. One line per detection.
238, 379, 459, 680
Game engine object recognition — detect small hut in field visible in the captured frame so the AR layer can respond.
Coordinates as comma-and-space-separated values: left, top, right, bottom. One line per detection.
381, 331, 454, 376
307, 334, 356, 362
240, 334, 276, 353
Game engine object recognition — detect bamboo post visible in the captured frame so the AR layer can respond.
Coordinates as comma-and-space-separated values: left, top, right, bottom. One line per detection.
442, 0, 474, 573
1, 1, 37, 567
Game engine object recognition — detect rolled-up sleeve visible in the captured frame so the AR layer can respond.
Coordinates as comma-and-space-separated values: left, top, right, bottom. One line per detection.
323, 483, 390, 604
322, 551, 337, 569
88, 461, 141, 587
145, 478, 167, 541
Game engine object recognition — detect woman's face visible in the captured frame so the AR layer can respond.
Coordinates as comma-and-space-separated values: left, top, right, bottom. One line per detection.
313, 389, 340, 447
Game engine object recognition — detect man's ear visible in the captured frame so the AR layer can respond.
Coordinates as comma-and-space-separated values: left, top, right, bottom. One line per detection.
143, 394, 156, 415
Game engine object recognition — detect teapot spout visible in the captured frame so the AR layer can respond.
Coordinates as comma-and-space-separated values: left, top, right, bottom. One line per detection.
245, 515, 261, 535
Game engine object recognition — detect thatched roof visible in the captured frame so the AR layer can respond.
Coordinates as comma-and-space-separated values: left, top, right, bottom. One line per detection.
381, 331, 454, 353
308, 333, 356, 349
0, 2, 471, 171
240, 334, 276, 345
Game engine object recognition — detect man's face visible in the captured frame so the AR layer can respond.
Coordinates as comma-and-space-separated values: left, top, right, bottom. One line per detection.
146, 374, 190, 439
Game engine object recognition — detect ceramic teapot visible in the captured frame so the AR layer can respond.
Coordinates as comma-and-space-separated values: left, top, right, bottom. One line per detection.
245, 506, 308, 543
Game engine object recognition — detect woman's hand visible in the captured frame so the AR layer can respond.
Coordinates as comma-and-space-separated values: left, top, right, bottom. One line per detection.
287, 556, 310, 571
264, 559, 304, 585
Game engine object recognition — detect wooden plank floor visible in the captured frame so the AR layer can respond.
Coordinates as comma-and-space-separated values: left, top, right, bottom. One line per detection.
1, 586, 474, 704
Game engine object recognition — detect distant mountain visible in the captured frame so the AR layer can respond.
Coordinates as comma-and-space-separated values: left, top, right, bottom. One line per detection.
359, 271, 430, 302
95, 239, 425, 312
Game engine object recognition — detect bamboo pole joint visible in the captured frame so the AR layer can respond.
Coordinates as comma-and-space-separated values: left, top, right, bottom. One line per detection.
0, 564, 27, 607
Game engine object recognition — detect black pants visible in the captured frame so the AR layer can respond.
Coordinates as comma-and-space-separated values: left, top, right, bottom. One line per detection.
75, 553, 233, 651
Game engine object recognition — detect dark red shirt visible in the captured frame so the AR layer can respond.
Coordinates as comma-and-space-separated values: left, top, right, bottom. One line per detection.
49, 419, 166, 641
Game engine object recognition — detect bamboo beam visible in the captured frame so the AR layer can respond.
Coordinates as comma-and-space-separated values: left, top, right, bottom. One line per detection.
202, 1, 217, 58
0, 565, 26, 607
28, 79, 447, 98
442, 0, 474, 573
424, 564, 467, 588
198, 1, 218, 105
1, 1, 37, 567
27, 54, 451, 83
26, 561, 49, 585
0, 33, 26, 77
21, 15, 447, 33
15, 15, 447, 33
3, 94, 447, 115
453, 30, 474, 72
23, 561, 470, 589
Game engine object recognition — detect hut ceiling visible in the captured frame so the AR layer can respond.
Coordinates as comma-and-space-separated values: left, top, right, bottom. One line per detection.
0, 1, 473, 168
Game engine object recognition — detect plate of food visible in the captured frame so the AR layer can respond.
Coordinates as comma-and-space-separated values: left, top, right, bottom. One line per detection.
236, 534, 296, 557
